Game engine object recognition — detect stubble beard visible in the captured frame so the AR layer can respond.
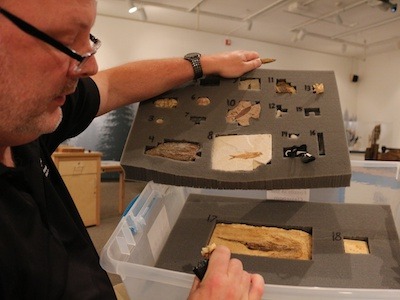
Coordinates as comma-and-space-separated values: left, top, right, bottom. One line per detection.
0, 77, 77, 143
0, 43, 78, 144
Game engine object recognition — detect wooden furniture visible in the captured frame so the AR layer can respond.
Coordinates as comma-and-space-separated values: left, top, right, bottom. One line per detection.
52, 150, 102, 226
101, 161, 125, 214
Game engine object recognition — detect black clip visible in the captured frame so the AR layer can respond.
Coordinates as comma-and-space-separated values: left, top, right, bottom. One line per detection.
193, 259, 209, 280
284, 144, 315, 163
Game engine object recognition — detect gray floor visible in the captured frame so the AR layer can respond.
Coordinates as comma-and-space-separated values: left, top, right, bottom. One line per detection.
87, 180, 147, 286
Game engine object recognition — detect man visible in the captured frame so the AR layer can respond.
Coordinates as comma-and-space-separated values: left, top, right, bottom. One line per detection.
0, 0, 265, 299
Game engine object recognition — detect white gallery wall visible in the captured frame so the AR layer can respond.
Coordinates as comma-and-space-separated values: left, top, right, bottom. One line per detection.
357, 51, 400, 149
91, 15, 400, 150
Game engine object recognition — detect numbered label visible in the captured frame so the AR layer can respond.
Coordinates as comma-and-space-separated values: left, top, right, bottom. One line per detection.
227, 99, 236, 107
332, 232, 342, 241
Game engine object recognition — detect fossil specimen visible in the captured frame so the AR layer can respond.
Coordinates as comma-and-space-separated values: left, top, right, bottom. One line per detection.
275, 79, 296, 94
343, 239, 369, 254
229, 151, 262, 160
196, 97, 211, 106
145, 142, 200, 161
154, 98, 178, 108
211, 134, 272, 171
238, 78, 261, 90
201, 243, 217, 258
312, 83, 324, 94
209, 223, 312, 260
155, 118, 164, 124
225, 100, 261, 126
260, 58, 276, 64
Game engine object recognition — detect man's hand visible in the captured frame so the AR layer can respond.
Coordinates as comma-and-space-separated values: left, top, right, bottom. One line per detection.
202, 50, 263, 79
188, 245, 265, 300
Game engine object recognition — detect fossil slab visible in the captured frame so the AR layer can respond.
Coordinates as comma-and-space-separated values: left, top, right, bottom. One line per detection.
145, 142, 200, 161
211, 134, 271, 171
225, 100, 261, 126
209, 223, 312, 260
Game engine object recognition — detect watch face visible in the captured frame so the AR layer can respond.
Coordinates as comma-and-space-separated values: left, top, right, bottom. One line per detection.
185, 52, 201, 59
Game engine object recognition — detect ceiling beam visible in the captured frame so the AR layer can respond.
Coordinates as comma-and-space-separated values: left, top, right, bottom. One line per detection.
137, 0, 243, 22
290, 0, 369, 31
331, 15, 400, 39
188, 0, 206, 12
241, 0, 291, 22
302, 31, 365, 48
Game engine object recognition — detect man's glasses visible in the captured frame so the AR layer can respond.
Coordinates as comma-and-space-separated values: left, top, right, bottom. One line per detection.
0, 7, 101, 72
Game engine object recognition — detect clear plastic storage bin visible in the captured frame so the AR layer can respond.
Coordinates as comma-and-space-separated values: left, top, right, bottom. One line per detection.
100, 160, 400, 299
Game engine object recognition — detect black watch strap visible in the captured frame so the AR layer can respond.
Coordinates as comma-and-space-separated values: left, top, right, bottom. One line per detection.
184, 52, 203, 80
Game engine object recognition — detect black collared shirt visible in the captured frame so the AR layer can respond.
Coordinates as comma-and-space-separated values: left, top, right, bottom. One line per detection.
0, 78, 117, 299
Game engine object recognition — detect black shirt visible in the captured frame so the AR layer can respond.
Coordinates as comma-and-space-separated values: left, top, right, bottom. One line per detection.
0, 78, 117, 299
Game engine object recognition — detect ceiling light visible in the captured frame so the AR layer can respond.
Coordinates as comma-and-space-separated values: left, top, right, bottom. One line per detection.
129, 6, 138, 14
138, 8, 147, 21
247, 20, 253, 31
297, 29, 306, 41
288, 1, 307, 12
377, 0, 397, 12
291, 29, 306, 42
335, 14, 343, 25
288, 2, 300, 12
128, 0, 138, 14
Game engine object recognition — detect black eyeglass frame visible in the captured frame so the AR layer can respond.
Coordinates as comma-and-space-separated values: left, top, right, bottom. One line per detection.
0, 7, 101, 69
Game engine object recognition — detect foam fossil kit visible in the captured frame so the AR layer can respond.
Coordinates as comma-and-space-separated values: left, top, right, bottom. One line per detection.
121, 69, 351, 189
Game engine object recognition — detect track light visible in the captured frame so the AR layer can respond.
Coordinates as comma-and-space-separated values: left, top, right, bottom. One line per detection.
378, 0, 397, 12
291, 29, 306, 42
246, 20, 253, 31
297, 29, 306, 41
128, 0, 138, 14
138, 8, 147, 21
335, 14, 343, 25
129, 6, 138, 14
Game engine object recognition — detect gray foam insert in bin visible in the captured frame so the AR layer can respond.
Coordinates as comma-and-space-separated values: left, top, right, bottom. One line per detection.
155, 194, 400, 289
121, 69, 351, 189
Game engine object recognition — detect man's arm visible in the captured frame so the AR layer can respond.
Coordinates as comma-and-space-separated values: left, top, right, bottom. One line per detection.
91, 50, 262, 116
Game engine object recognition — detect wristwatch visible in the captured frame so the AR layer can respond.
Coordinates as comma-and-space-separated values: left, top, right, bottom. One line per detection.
184, 52, 203, 80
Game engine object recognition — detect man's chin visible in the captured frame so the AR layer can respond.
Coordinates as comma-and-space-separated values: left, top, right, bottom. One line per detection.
42, 109, 63, 134
50, 110, 63, 133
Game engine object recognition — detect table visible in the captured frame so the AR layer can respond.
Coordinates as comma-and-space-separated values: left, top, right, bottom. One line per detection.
101, 161, 125, 214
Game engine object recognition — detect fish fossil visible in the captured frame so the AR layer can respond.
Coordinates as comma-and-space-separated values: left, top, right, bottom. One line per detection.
145, 142, 200, 161
229, 151, 262, 160
225, 101, 261, 126
209, 223, 312, 260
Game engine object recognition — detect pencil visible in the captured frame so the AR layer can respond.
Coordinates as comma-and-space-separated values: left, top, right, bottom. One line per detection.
261, 58, 276, 64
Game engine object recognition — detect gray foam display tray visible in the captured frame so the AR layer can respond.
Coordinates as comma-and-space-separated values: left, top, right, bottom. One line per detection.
121, 69, 351, 189
155, 194, 400, 289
